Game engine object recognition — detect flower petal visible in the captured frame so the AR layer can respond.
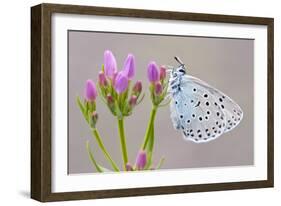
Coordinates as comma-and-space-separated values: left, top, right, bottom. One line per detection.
104, 50, 117, 78
135, 150, 147, 170
159, 65, 167, 81
84, 79, 98, 101
147, 61, 160, 83
114, 71, 129, 94
155, 82, 163, 95
123, 54, 135, 80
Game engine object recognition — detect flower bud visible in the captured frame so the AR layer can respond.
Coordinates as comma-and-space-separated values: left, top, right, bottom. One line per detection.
106, 94, 114, 105
126, 163, 133, 171
147, 61, 160, 83
132, 80, 142, 95
135, 150, 147, 170
90, 111, 98, 128
112, 71, 118, 86
104, 50, 117, 79
159, 65, 167, 81
155, 82, 163, 96
84, 79, 98, 102
98, 71, 107, 86
123, 54, 135, 80
114, 71, 129, 94
129, 95, 137, 107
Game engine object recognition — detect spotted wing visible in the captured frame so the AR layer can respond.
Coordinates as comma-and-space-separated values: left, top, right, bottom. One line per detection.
170, 75, 243, 143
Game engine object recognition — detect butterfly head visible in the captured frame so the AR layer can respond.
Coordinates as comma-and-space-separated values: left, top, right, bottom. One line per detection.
170, 56, 186, 79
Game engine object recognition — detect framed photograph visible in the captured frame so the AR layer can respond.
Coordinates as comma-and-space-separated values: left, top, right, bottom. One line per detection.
31, 3, 274, 202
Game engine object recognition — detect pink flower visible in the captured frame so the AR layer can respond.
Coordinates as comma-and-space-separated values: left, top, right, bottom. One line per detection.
135, 150, 147, 170
84, 79, 98, 102
126, 163, 133, 171
98, 71, 107, 86
132, 80, 142, 94
129, 95, 137, 107
159, 66, 167, 81
114, 71, 129, 94
147, 61, 160, 83
123, 54, 135, 80
155, 82, 163, 96
104, 50, 117, 78
106, 94, 114, 105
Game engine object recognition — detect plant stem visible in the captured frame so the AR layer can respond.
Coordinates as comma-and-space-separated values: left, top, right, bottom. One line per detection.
91, 128, 120, 171
117, 118, 128, 169
142, 106, 158, 150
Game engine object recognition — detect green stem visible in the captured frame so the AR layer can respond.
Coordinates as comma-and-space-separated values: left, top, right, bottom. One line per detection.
91, 128, 120, 171
142, 106, 158, 150
117, 118, 128, 169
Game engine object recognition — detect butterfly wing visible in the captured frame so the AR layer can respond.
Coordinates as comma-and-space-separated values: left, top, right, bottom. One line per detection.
170, 74, 243, 143
185, 75, 243, 133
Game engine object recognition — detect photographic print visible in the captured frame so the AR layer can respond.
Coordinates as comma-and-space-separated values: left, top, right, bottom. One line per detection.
31, 3, 273, 202
68, 31, 252, 174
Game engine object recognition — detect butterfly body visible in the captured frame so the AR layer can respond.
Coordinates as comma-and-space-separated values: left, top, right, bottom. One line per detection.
168, 58, 243, 143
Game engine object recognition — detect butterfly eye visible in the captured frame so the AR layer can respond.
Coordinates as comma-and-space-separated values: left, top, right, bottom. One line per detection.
178, 69, 186, 74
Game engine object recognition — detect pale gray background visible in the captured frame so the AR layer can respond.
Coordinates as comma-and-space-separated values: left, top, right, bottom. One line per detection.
68, 31, 254, 174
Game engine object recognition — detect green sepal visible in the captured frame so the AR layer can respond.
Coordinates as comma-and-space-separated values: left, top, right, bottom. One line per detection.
115, 100, 123, 120
136, 93, 145, 105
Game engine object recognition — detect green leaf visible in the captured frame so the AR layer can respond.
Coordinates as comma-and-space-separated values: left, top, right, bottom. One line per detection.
156, 157, 165, 169
98, 165, 113, 172
91, 129, 120, 171
86, 141, 103, 173
76, 96, 88, 123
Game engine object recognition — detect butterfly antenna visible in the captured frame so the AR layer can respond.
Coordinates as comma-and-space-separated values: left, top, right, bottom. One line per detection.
174, 56, 184, 66
174, 56, 187, 71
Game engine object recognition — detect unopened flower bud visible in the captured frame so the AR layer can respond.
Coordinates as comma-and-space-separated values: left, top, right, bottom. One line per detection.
114, 71, 129, 94
132, 80, 142, 95
159, 66, 167, 81
123, 54, 135, 80
84, 79, 98, 102
90, 111, 98, 128
135, 150, 147, 170
155, 82, 163, 96
129, 95, 137, 107
106, 94, 114, 105
126, 163, 133, 171
147, 61, 160, 83
98, 71, 107, 86
104, 50, 117, 79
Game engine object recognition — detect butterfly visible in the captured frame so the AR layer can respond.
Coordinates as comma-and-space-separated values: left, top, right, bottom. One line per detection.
168, 57, 243, 143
